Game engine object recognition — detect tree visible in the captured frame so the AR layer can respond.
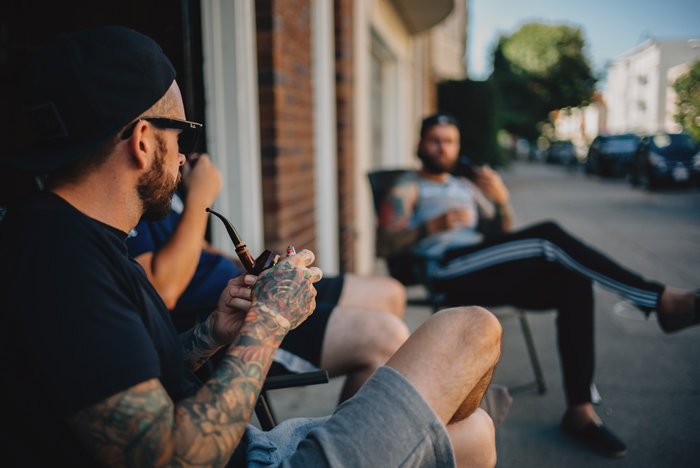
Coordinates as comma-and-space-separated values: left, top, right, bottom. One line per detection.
673, 60, 700, 142
489, 22, 596, 140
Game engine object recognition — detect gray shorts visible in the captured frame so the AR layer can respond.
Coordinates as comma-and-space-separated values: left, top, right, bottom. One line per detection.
235, 366, 455, 468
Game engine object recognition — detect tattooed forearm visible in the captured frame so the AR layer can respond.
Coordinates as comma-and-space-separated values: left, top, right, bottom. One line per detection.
67, 316, 288, 468
65, 264, 319, 468
180, 318, 222, 372
376, 180, 424, 257
168, 314, 289, 467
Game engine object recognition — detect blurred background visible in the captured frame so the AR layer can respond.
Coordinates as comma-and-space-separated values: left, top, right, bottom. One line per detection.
1, 0, 699, 275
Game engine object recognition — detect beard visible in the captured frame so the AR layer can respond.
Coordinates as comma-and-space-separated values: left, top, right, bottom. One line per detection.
417, 148, 457, 175
137, 135, 181, 222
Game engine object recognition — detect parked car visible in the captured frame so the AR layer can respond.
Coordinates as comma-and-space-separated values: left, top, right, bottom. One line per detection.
529, 138, 549, 162
547, 140, 577, 165
630, 133, 700, 189
586, 133, 640, 177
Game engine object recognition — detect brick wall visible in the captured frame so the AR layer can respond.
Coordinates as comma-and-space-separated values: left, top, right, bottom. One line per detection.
256, 0, 316, 256
334, 0, 355, 272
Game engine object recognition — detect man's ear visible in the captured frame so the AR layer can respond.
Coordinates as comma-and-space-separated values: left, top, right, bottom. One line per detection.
127, 121, 154, 170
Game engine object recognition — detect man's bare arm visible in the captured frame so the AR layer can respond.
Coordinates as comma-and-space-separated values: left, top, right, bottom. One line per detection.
67, 255, 321, 468
471, 166, 513, 233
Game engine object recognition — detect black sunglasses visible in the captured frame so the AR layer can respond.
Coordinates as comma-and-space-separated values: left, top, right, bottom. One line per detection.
121, 117, 203, 155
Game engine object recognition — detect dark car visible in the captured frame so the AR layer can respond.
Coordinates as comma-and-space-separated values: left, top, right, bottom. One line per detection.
586, 134, 640, 177
630, 133, 700, 189
547, 140, 577, 165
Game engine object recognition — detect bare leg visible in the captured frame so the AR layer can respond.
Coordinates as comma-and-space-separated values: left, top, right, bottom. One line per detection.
337, 274, 407, 320
385, 306, 502, 426
320, 306, 410, 402
448, 409, 497, 468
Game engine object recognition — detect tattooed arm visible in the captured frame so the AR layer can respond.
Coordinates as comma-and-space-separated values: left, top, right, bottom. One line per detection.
376, 177, 421, 258
66, 251, 322, 468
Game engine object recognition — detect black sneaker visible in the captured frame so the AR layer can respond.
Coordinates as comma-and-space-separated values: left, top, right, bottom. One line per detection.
561, 413, 627, 458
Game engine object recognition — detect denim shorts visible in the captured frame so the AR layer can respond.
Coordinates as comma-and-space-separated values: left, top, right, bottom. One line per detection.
232, 366, 455, 468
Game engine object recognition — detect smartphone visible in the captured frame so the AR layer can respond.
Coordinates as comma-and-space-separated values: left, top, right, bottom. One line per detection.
453, 155, 480, 181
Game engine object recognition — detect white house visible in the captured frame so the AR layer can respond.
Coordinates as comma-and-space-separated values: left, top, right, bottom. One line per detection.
605, 37, 700, 136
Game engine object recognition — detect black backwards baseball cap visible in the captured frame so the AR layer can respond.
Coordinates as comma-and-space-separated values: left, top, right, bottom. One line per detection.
1, 26, 176, 172
420, 112, 461, 139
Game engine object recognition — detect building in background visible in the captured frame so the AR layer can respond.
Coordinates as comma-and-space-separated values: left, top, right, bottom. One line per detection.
0, 0, 468, 276
605, 37, 700, 136
247, 0, 467, 275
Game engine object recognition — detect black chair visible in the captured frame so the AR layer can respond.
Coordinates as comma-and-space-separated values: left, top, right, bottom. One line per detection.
171, 304, 330, 430
368, 169, 547, 395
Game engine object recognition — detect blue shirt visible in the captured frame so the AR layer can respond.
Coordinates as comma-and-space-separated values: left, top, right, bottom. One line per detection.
126, 193, 244, 308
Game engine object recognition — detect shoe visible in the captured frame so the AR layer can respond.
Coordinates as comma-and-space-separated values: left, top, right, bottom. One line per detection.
561, 412, 627, 458
657, 289, 700, 333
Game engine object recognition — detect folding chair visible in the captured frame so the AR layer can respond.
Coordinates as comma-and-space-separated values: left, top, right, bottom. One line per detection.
368, 169, 547, 395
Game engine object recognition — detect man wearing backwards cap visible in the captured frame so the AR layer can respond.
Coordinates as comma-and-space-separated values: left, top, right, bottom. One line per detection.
377, 112, 700, 458
0, 27, 502, 467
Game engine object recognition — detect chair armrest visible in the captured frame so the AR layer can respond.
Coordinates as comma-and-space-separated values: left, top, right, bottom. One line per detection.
262, 370, 329, 391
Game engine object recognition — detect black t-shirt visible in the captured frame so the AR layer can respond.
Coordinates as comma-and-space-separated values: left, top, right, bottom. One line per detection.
0, 192, 201, 466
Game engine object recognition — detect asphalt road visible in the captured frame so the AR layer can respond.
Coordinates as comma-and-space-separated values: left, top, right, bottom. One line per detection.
260, 161, 700, 467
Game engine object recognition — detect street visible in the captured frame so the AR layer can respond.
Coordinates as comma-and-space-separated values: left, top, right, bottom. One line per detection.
492, 162, 700, 467
260, 161, 700, 467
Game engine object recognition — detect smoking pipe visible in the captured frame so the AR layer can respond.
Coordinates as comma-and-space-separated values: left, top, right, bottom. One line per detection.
206, 208, 280, 275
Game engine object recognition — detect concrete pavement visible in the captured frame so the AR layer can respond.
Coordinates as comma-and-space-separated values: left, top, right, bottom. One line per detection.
257, 161, 700, 467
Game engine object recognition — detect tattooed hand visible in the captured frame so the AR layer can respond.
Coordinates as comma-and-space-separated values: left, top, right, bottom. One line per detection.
251, 249, 322, 330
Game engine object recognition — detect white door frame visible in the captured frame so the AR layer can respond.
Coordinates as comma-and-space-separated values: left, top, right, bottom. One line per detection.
201, 0, 264, 256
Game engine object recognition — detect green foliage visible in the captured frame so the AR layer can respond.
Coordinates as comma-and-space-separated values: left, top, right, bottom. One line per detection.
490, 22, 596, 140
673, 60, 700, 142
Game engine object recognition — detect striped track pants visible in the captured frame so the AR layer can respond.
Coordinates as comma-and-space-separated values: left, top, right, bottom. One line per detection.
427, 221, 665, 405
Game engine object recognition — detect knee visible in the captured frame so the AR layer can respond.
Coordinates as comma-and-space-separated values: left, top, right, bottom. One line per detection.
350, 311, 410, 368
440, 306, 502, 338
341, 274, 407, 319
368, 276, 407, 319
371, 313, 410, 362
468, 409, 497, 468
382, 276, 407, 319
450, 408, 497, 468
434, 306, 502, 353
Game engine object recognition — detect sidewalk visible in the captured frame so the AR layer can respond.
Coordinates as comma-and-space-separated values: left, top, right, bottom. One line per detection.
259, 162, 700, 467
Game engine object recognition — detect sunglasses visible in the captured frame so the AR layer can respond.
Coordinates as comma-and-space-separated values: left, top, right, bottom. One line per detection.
121, 117, 203, 155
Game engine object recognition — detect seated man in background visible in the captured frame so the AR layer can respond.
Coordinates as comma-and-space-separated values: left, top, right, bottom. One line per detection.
126, 152, 409, 402
377, 112, 699, 458
0, 27, 503, 467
